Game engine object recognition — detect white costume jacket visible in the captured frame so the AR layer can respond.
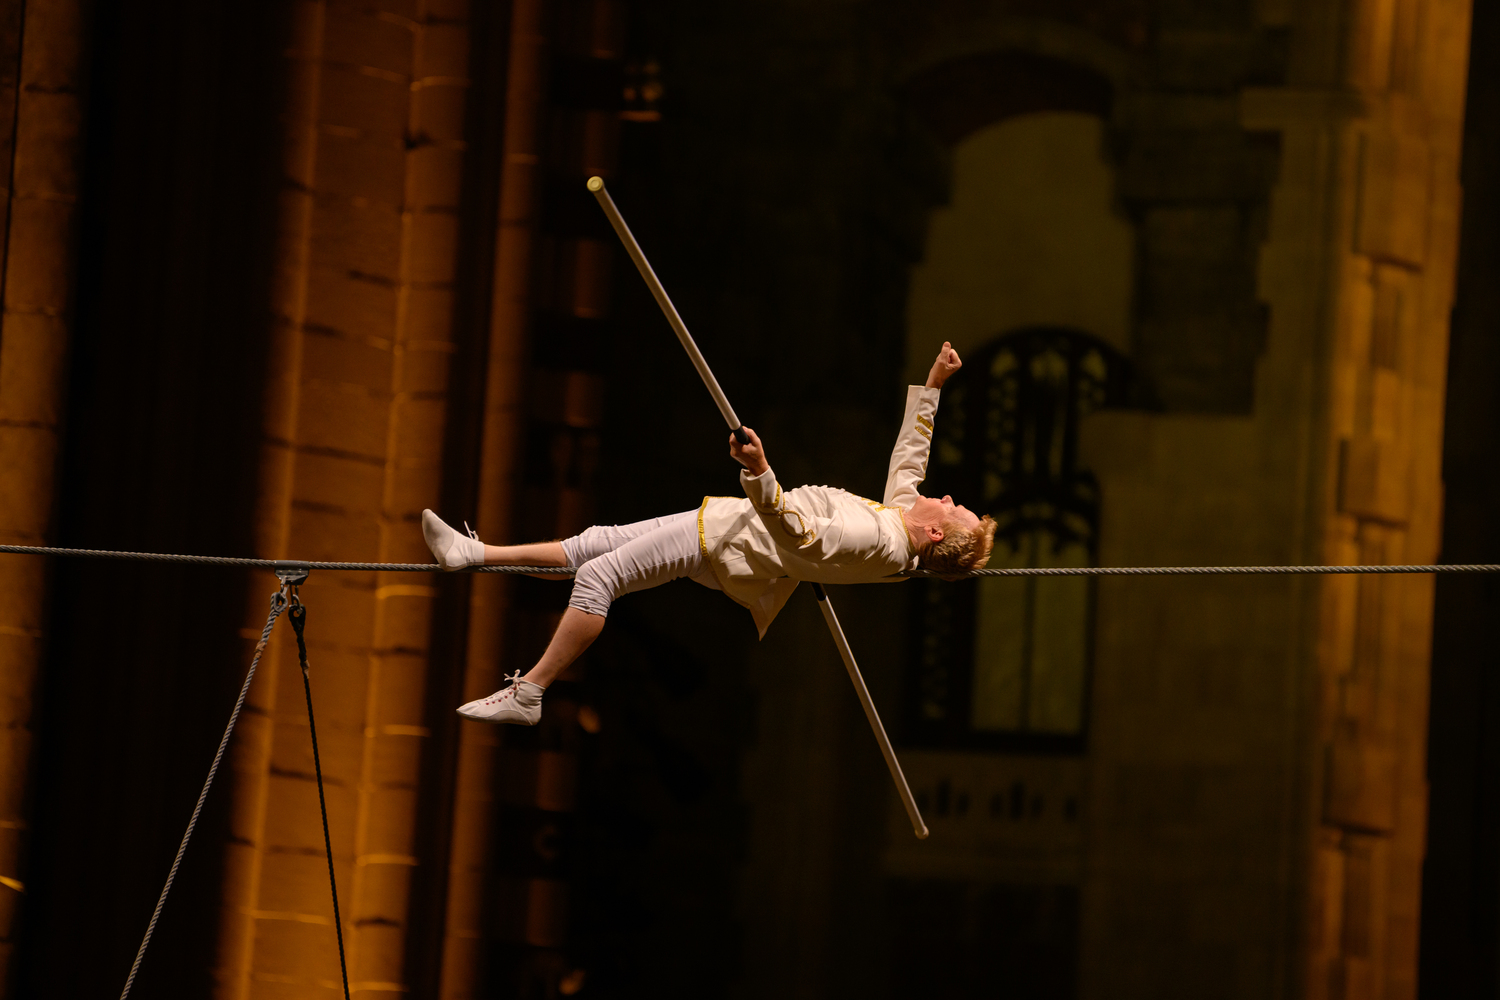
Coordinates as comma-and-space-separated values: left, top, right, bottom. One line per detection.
697, 385, 940, 637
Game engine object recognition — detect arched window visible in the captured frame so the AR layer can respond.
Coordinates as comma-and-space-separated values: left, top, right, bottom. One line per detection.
909, 327, 1129, 752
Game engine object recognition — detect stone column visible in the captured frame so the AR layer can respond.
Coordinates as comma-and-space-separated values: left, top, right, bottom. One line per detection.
436, 0, 545, 991
1243, 0, 1471, 994
0, 0, 84, 992
214, 2, 477, 996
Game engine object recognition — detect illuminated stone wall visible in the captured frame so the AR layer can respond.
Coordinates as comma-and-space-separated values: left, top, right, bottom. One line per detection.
0, 0, 83, 989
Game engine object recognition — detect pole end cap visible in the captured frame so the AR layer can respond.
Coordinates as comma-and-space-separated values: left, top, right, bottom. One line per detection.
914, 825, 930, 840
586, 176, 604, 192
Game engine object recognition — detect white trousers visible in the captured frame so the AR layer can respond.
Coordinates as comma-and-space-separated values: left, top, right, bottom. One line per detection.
560, 510, 720, 618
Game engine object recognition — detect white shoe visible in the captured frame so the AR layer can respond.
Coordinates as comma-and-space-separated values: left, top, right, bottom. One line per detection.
457, 671, 544, 725
422, 509, 484, 571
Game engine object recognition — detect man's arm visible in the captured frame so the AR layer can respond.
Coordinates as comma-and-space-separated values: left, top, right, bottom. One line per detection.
729, 428, 870, 561
883, 342, 963, 507
728, 426, 769, 478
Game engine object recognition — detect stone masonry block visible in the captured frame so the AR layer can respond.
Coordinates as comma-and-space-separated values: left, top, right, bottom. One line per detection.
397, 349, 452, 403
316, 136, 405, 206
287, 503, 382, 561
323, 5, 414, 78
13, 93, 81, 196
256, 850, 343, 916
263, 773, 358, 853
404, 147, 464, 211
369, 648, 429, 717
243, 977, 329, 1000
271, 718, 364, 785
1338, 436, 1410, 524
412, 82, 467, 145
361, 786, 418, 856
251, 915, 343, 981
384, 477, 445, 531
375, 593, 435, 652
0, 637, 41, 718
368, 731, 425, 789
1325, 729, 1397, 833
276, 662, 371, 739
304, 266, 399, 343
16, 0, 83, 88
401, 288, 457, 349
290, 449, 385, 510
448, 790, 496, 862
0, 311, 67, 424
310, 196, 403, 282
416, 22, 469, 78
0, 426, 58, 529
301, 328, 393, 392
392, 396, 448, 458
1355, 129, 1430, 267
407, 210, 460, 284
2, 199, 73, 307
425, 0, 467, 21
378, 510, 440, 561
0, 746, 25, 827
362, 0, 418, 18
288, 579, 378, 652
352, 918, 407, 984
318, 66, 409, 141
525, 878, 569, 948
281, 595, 374, 654
354, 865, 415, 931
220, 840, 260, 906
297, 379, 390, 459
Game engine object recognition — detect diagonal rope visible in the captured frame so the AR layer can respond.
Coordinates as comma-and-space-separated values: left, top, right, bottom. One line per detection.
288, 599, 351, 1000
2, 542, 1498, 578
119, 586, 290, 1000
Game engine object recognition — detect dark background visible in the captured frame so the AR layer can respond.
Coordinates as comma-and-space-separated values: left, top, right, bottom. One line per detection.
5, 0, 1498, 996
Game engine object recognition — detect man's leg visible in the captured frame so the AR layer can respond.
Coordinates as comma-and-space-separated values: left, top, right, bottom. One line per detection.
482, 540, 567, 568
457, 511, 703, 723
425, 509, 696, 574
519, 607, 605, 688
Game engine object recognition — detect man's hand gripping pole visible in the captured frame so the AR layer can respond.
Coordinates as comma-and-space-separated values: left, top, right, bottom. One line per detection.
587, 176, 749, 445
589, 176, 928, 838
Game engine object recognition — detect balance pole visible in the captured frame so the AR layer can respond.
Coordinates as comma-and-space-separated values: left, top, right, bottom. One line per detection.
813, 584, 929, 838
589, 175, 930, 839
587, 176, 748, 444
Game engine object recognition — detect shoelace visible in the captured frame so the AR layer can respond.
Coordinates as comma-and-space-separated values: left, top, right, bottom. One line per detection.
485, 670, 525, 705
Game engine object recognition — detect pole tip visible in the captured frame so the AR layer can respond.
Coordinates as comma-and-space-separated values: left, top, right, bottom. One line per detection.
915, 825, 929, 840
586, 176, 604, 192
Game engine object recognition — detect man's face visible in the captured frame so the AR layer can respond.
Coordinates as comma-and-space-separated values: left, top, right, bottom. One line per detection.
914, 494, 980, 533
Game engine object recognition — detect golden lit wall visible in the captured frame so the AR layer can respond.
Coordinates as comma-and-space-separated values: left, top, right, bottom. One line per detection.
0, 0, 83, 989
213, 2, 486, 995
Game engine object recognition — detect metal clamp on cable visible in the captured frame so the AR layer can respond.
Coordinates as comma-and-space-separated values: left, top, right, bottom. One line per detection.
274, 562, 311, 587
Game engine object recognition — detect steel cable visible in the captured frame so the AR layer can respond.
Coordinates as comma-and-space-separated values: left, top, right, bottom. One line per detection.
118, 586, 290, 1000
4, 543, 1498, 578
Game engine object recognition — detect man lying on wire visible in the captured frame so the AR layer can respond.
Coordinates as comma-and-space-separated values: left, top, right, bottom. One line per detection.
421, 341, 997, 725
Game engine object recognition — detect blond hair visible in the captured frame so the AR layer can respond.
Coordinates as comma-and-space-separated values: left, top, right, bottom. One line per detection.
919, 515, 998, 577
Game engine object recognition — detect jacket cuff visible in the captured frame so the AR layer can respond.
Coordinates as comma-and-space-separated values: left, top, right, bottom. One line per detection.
740, 466, 780, 510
